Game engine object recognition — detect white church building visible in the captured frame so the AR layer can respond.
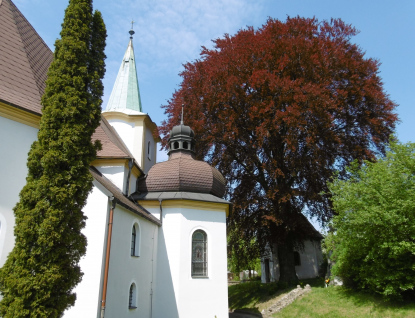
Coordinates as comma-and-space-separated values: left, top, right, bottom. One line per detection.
0, 0, 230, 317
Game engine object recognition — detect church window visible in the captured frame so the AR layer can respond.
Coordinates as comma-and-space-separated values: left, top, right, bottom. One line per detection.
131, 223, 140, 256
183, 141, 188, 149
294, 251, 301, 266
147, 141, 151, 160
128, 283, 137, 309
192, 230, 207, 277
173, 141, 179, 149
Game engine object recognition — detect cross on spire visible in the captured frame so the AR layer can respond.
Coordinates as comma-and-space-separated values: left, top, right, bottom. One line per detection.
129, 20, 135, 38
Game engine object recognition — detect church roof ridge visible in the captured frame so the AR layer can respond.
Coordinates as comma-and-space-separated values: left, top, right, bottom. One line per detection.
105, 28, 143, 113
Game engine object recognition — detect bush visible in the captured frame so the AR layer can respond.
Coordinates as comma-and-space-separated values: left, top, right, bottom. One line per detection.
327, 141, 415, 300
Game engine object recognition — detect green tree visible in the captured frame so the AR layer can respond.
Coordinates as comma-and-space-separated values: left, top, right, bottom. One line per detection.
0, 1, 106, 317
228, 226, 261, 277
327, 141, 415, 300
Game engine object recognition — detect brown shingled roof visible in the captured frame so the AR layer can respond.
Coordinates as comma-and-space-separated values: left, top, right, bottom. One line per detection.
0, 0, 53, 114
93, 116, 133, 159
138, 151, 226, 198
90, 166, 161, 226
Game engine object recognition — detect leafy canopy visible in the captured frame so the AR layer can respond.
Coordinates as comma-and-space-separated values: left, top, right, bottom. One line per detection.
327, 141, 415, 300
0, 1, 106, 317
160, 17, 397, 282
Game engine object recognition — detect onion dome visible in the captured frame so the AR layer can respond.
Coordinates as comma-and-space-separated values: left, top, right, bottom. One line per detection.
137, 120, 226, 198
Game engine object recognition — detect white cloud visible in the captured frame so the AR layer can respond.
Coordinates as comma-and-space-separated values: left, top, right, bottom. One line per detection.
100, 0, 263, 80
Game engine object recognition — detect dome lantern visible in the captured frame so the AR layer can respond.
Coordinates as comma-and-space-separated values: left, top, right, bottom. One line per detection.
167, 105, 196, 156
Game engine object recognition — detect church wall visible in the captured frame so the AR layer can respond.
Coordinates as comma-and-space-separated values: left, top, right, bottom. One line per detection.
63, 186, 110, 318
105, 116, 145, 170
140, 206, 160, 221
104, 205, 158, 318
153, 204, 228, 318
261, 240, 323, 283
295, 240, 323, 280
0, 116, 38, 268
107, 119, 136, 157
142, 125, 156, 173
95, 164, 126, 193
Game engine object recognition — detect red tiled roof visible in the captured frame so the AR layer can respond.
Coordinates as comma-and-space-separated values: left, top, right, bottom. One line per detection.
0, 0, 52, 114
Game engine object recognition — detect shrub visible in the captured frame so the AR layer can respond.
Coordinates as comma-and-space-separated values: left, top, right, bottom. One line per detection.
327, 141, 415, 300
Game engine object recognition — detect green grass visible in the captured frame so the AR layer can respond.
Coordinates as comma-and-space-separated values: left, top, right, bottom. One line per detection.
228, 281, 284, 314
228, 278, 415, 317
274, 284, 415, 318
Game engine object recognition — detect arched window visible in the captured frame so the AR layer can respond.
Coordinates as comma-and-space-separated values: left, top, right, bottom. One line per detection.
131, 223, 139, 256
128, 283, 137, 309
192, 230, 207, 277
147, 141, 151, 160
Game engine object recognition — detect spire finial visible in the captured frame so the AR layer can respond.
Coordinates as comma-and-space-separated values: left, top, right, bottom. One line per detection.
129, 20, 135, 39
181, 104, 184, 125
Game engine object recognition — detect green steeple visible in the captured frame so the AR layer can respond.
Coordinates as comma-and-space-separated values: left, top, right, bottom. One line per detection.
105, 28, 143, 112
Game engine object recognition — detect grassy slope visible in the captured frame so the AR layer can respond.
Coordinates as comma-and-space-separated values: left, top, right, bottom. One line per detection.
275, 285, 415, 318
228, 281, 288, 314
228, 279, 415, 317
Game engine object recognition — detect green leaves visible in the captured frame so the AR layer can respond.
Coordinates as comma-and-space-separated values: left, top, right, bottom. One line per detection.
0, 0, 106, 317
328, 141, 415, 300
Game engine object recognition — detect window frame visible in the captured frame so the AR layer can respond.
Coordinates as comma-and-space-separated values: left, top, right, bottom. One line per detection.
191, 229, 208, 278
128, 283, 137, 309
130, 222, 140, 257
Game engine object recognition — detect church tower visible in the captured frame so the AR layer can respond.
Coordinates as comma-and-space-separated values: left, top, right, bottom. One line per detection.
103, 27, 158, 174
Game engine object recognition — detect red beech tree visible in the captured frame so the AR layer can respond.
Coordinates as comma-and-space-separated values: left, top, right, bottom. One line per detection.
160, 17, 397, 283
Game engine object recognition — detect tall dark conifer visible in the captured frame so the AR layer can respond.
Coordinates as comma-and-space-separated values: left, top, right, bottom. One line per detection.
0, 1, 106, 317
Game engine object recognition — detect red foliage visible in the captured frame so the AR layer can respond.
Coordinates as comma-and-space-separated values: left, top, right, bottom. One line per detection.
160, 17, 397, 251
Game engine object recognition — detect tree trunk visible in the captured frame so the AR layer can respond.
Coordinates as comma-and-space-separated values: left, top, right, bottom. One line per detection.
277, 240, 298, 285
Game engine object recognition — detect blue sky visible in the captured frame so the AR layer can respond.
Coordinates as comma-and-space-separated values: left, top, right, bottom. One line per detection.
15, 0, 414, 163
14, 0, 414, 231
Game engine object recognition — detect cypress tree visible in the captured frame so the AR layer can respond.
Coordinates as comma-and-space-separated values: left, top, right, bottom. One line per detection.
0, 1, 106, 317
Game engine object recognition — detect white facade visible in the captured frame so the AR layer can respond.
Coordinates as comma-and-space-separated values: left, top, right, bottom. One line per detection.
142, 201, 229, 318
261, 240, 323, 283
64, 185, 110, 318
0, 116, 38, 268
0, 97, 230, 318
103, 206, 158, 318
295, 240, 323, 280
0, 7, 230, 316
103, 112, 158, 174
